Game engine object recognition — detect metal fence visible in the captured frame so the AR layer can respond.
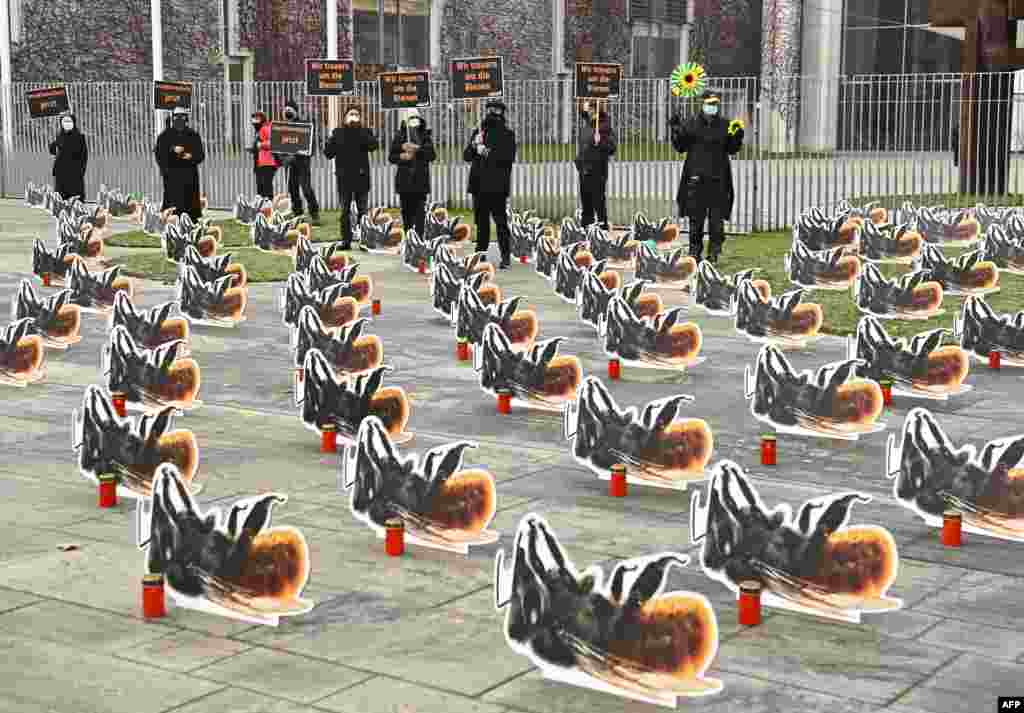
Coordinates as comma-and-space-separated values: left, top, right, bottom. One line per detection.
9, 72, 1024, 233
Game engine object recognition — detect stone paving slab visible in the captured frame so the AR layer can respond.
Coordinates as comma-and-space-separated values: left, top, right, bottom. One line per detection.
0, 199, 1022, 713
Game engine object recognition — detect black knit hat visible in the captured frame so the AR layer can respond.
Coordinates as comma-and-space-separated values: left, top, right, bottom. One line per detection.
485, 99, 506, 112
285, 99, 299, 112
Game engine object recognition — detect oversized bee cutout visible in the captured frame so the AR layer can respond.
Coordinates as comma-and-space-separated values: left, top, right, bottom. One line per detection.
955, 295, 1024, 366
178, 246, 246, 289
251, 212, 304, 253
300, 258, 372, 306
100, 185, 139, 219
534, 234, 562, 279
234, 194, 268, 225
358, 211, 404, 254
692, 262, 767, 317
299, 350, 412, 444
430, 263, 501, 322
914, 245, 999, 296
857, 221, 922, 264
67, 260, 134, 312
109, 292, 189, 354
1002, 210, 1024, 241
12, 280, 81, 349
291, 308, 383, 376
509, 219, 545, 262
0, 318, 46, 386
972, 204, 1015, 234
745, 344, 885, 439
423, 208, 472, 244
564, 376, 713, 489
176, 266, 247, 327
280, 273, 359, 330
103, 325, 201, 412
733, 282, 823, 347
852, 317, 969, 399
842, 199, 889, 226
979, 224, 1024, 276
557, 216, 589, 248
32, 238, 79, 285
554, 247, 619, 304
56, 214, 103, 260
73, 385, 199, 499
25, 182, 46, 208
142, 202, 175, 237
577, 275, 661, 333
475, 323, 581, 412
853, 264, 944, 320
887, 408, 1024, 542
785, 241, 861, 290
793, 207, 860, 252
142, 463, 313, 625
433, 244, 495, 282
161, 220, 217, 263
691, 460, 901, 622
401, 229, 447, 272
602, 298, 704, 369
587, 226, 638, 268
454, 286, 538, 349
631, 212, 680, 247
915, 205, 980, 246
294, 236, 351, 273
494, 515, 722, 705
339, 416, 499, 553
634, 243, 697, 289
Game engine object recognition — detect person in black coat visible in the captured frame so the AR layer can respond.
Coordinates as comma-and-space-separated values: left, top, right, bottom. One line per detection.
50, 113, 88, 201
670, 90, 743, 264
575, 101, 617, 230
388, 108, 436, 237
154, 107, 205, 221
281, 99, 321, 225
324, 107, 379, 248
464, 99, 517, 268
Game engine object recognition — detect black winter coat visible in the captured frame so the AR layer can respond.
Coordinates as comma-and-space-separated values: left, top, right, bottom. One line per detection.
671, 114, 743, 220
50, 117, 88, 199
324, 125, 378, 192
463, 119, 517, 196
388, 121, 436, 195
574, 110, 616, 186
155, 126, 205, 218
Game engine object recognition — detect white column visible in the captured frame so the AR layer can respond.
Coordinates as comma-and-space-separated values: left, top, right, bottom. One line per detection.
798, 0, 842, 151
429, 0, 445, 72
0, 0, 12, 156
328, 0, 338, 131
679, 0, 693, 65
152, 0, 163, 137
552, 0, 564, 75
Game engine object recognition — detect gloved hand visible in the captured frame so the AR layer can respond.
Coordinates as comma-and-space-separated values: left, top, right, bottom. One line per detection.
669, 113, 681, 128
402, 142, 419, 152
582, 101, 591, 113
476, 143, 489, 157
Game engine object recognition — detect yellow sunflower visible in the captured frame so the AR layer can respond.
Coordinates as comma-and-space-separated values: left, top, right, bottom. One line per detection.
671, 63, 706, 97
728, 118, 745, 136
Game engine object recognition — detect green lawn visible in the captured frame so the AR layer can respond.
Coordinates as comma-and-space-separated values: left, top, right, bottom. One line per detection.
850, 193, 1024, 209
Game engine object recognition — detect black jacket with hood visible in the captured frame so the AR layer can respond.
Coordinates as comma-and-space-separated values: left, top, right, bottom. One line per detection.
671, 112, 743, 220
574, 110, 616, 185
388, 116, 436, 194
279, 100, 313, 169
49, 114, 88, 198
463, 115, 517, 196
324, 117, 378, 193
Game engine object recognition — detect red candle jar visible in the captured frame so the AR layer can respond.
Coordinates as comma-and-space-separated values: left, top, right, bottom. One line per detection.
372, 299, 381, 316
142, 574, 166, 618
761, 435, 777, 466
457, 339, 470, 361
942, 510, 962, 547
990, 350, 1002, 369
496, 389, 512, 414
321, 423, 337, 453
295, 367, 304, 384
880, 379, 893, 406
42, 272, 51, 287
385, 518, 405, 556
608, 358, 621, 380
98, 474, 117, 508
738, 580, 762, 626
418, 259, 426, 274
609, 464, 627, 497
520, 255, 528, 264
110, 391, 127, 418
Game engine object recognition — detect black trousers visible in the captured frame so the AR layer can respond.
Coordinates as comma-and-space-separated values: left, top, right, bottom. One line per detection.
399, 192, 427, 237
473, 193, 511, 259
288, 160, 319, 217
579, 175, 608, 230
255, 166, 276, 200
339, 187, 369, 246
682, 177, 726, 258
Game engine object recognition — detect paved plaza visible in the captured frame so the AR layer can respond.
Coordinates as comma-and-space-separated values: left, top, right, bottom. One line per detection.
0, 198, 1020, 712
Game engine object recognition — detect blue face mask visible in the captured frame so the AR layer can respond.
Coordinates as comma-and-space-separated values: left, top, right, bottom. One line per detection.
702, 104, 719, 117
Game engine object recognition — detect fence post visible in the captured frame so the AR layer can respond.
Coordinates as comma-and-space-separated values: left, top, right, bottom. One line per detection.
0, 0, 12, 196
752, 99, 761, 232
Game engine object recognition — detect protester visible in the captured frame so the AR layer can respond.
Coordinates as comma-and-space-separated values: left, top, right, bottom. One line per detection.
575, 100, 617, 231
388, 108, 436, 238
154, 106, 204, 221
49, 112, 88, 201
464, 98, 517, 268
249, 111, 278, 201
670, 89, 744, 264
324, 107, 379, 249
281, 99, 321, 225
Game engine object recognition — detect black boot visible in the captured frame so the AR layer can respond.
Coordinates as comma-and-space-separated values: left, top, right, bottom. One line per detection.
689, 239, 704, 263
708, 242, 722, 265
499, 255, 511, 269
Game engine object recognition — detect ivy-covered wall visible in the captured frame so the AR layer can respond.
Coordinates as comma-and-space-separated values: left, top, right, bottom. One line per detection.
439, 0, 555, 80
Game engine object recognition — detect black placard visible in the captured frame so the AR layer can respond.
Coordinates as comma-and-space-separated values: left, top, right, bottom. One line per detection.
27, 86, 69, 119
378, 71, 431, 110
153, 81, 193, 110
270, 121, 314, 155
575, 63, 623, 99
305, 58, 355, 95
450, 56, 504, 100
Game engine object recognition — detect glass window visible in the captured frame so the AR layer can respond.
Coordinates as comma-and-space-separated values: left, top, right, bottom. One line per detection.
843, 27, 905, 75
904, 27, 961, 74
907, 0, 929, 25
845, 0, 907, 29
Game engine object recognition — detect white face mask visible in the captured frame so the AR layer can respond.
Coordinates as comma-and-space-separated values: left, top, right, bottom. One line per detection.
408, 118, 420, 128
61, 119, 73, 131
702, 104, 719, 117
346, 113, 360, 124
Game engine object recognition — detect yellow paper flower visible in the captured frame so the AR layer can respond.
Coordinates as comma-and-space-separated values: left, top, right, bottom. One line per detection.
671, 63, 706, 98
728, 118, 745, 136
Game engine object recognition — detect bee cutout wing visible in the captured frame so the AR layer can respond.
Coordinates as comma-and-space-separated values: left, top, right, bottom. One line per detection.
907, 329, 946, 356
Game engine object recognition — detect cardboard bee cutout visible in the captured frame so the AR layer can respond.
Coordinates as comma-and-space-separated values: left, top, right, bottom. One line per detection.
178, 246, 246, 289
564, 376, 713, 490
109, 293, 190, 356
854, 264, 944, 320
557, 216, 589, 248
692, 460, 901, 623
888, 408, 1024, 542
587, 226, 638, 269
914, 245, 999, 296
358, 209, 404, 254
857, 221, 922, 264
494, 514, 722, 706
25, 182, 46, 208
634, 244, 696, 289
793, 207, 860, 252
475, 323, 581, 412
454, 285, 538, 349
67, 261, 134, 313
12, 280, 81, 349
294, 236, 351, 274
956, 295, 1024, 366
55, 214, 104, 261
851, 317, 970, 399
745, 344, 885, 440
141, 202, 176, 237
32, 238, 79, 286
339, 416, 499, 554
914, 206, 980, 247
251, 212, 305, 253
139, 463, 313, 626
630, 212, 679, 248
423, 208, 472, 244
601, 298, 704, 370
509, 218, 545, 262
97, 184, 140, 219
430, 263, 501, 322
979, 224, 1024, 275
103, 325, 201, 413
162, 219, 218, 263
972, 204, 1016, 234
691, 262, 766, 317
299, 259, 372, 306
176, 266, 247, 327
0, 318, 46, 386
401, 229, 446, 272
733, 282, 823, 348
433, 245, 494, 283
577, 276, 661, 333
234, 194, 270, 225
554, 246, 619, 304
291, 308, 383, 376
280, 273, 359, 330
785, 241, 861, 290
534, 234, 562, 279
73, 385, 200, 499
